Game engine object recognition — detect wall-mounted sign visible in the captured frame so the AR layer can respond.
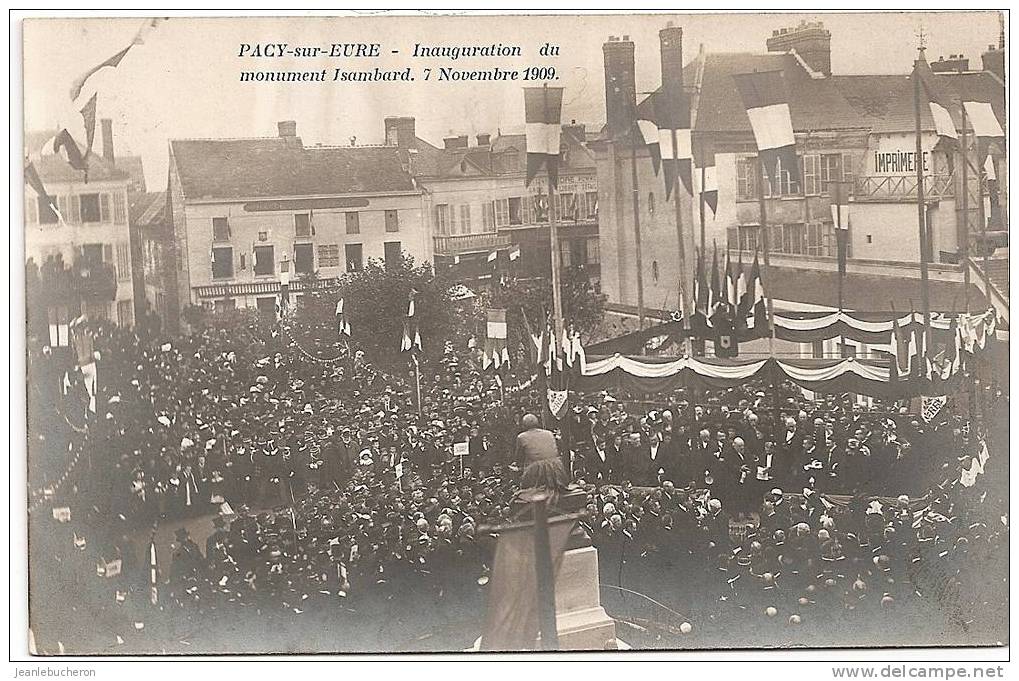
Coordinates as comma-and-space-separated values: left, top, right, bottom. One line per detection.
873, 150, 929, 175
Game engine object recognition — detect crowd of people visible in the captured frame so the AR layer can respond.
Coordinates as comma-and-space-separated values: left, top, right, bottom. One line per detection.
26, 312, 1008, 653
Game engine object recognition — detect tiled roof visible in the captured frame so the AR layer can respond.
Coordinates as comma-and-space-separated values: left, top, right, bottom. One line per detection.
128, 191, 166, 226
24, 130, 130, 184
169, 137, 417, 201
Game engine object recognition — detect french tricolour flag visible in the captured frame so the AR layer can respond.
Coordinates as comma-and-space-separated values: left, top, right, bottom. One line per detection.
734, 70, 800, 188
524, 86, 564, 189
636, 119, 662, 176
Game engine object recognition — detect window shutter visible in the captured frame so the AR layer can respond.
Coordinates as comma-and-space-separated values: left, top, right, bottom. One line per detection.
58, 195, 70, 223
99, 193, 111, 222
113, 192, 126, 224
26, 196, 38, 224
103, 244, 113, 262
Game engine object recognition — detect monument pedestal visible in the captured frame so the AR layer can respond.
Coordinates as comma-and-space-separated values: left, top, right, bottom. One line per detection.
551, 545, 616, 650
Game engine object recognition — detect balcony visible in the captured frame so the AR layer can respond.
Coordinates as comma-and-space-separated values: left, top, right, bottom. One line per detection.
853, 174, 955, 202
433, 232, 511, 256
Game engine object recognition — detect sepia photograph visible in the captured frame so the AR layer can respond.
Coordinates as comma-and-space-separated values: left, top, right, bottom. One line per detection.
14, 9, 1011, 665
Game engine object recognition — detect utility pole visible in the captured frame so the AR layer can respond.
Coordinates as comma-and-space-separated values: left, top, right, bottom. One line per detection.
629, 107, 646, 331
672, 129, 692, 356
756, 156, 776, 355
913, 50, 933, 352
961, 102, 970, 312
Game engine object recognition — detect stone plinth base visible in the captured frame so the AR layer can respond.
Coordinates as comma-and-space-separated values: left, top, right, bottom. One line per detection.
552, 545, 617, 650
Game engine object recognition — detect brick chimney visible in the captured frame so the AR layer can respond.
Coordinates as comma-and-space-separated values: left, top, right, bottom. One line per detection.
384, 116, 417, 149
476, 133, 491, 147
658, 23, 688, 128
101, 118, 114, 165
277, 120, 302, 148
767, 20, 832, 77
931, 54, 970, 73
443, 136, 468, 150
602, 35, 635, 136
982, 44, 1005, 82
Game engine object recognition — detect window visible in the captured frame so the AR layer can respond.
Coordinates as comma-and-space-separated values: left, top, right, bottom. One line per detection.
586, 191, 599, 218
771, 157, 800, 196
806, 221, 825, 256
295, 243, 314, 274
117, 300, 133, 328
508, 197, 523, 225
257, 230, 269, 242
803, 154, 820, 195
256, 296, 276, 322
557, 192, 575, 221
495, 199, 510, 227
213, 217, 231, 241
737, 157, 757, 200
652, 260, 659, 283
318, 244, 340, 268
80, 193, 101, 223
385, 209, 400, 233
38, 197, 58, 224
239, 253, 247, 270
214, 299, 236, 314
435, 204, 451, 235
345, 212, 360, 235
820, 154, 842, 194
841, 152, 855, 193
384, 241, 402, 268
100, 194, 111, 222
781, 223, 806, 254
113, 192, 126, 224
561, 244, 572, 268
345, 244, 363, 272
521, 195, 534, 225
587, 238, 600, 264
648, 191, 656, 215
459, 205, 471, 234
482, 202, 495, 231
731, 225, 761, 253
253, 245, 274, 276
295, 213, 312, 238
212, 246, 234, 279
116, 243, 131, 281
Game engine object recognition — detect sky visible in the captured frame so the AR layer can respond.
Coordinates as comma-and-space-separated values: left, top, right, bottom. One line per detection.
22, 11, 1003, 191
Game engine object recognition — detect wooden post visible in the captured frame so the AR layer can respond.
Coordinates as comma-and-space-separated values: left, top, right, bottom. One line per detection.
630, 112, 646, 332
412, 353, 422, 416
671, 129, 692, 357
961, 103, 971, 313
756, 156, 776, 355
912, 56, 933, 352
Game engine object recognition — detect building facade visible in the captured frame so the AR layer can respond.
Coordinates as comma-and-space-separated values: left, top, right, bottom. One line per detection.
24, 125, 136, 338
594, 20, 1007, 348
383, 116, 601, 288
166, 121, 428, 323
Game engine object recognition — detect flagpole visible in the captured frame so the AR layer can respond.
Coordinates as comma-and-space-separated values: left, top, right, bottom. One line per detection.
629, 108, 646, 332
699, 148, 707, 257
977, 139, 990, 306
412, 353, 422, 417
545, 86, 565, 340
913, 51, 933, 353
756, 156, 776, 355
961, 103, 971, 313
671, 129, 692, 357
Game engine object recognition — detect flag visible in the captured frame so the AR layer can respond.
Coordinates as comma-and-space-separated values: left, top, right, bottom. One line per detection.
635, 119, 662, 175
741, 250, 764, 318
53, 130, 87, 171
921, 395, 947, 424
709, 244, 721, 314
693, 248, 709, 316
69, 18, 164, 101
520, 308, 541, 368
335, 298, 351, 337
487, 250, 498, 263
79, 93, 98, 167
483, 309, 509, 371
984, 154, 997, 182
710, 304, 738, 358
149, 538, 158, 605
734, 249, 747, 317
25, 161, 59, 220
524, 86, 564, 188
509, 245, 521, 261
963, 101, 1004, 140
890, 314, 915, 379
734, 70, 799, 188
699, 165, 718, 216
724, 251, 735, 309
401, 292, 421, 352
479, 517, 575, 651
830, 180, 851, 276
654, 92, 693, 200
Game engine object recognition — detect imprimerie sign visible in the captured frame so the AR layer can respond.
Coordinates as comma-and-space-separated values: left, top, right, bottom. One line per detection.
873, 149, 930, 174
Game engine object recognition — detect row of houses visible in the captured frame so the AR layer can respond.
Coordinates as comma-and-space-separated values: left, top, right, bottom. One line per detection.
24, 18, 1006, 348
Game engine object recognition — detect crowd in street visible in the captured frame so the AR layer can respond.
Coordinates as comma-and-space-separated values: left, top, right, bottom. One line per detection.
26, 315, 1008, 653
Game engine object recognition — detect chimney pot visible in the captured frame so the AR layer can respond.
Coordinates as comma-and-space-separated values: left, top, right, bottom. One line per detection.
278, 120, 297, 137
622, 34, 629, 41
101, 118, 115, 166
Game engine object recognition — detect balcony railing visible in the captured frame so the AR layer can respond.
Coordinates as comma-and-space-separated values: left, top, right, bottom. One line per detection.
854, 173, 955, 201
433, 232, 511, 255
